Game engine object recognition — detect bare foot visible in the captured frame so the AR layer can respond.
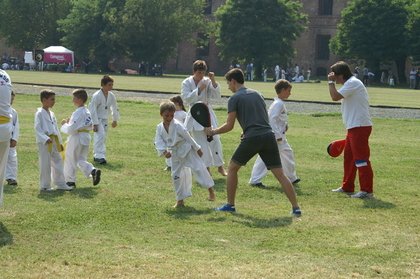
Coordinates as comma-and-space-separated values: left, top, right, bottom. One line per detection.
218, 166, 227, 176
208, 187, 216, 201
173, 201, 185, 208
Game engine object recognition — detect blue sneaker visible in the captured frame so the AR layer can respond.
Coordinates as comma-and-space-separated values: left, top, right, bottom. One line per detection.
215, 204, 236, 212
291, 207, 302, 217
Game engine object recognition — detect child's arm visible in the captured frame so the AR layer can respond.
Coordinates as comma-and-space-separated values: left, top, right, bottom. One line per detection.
206, 74, 221, 100
154, 124, 168, 157
10, 110, 19, 147
178, 124, 201, 151
88, 95, 99, 131
110, 93, 120, 127
34, 111, 50, 144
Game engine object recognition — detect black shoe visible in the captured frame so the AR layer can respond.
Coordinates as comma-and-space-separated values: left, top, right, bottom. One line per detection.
94, 158, 107, 165
92, 169, 101, 186
250, 182, 267, 188
6, 179, 18, 186
66, 182, 76, 188
292, 178, 301, 185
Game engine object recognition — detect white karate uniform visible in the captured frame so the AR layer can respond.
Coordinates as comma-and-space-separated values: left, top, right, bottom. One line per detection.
165, 110, 187, 168
0, 69, 12, 206
249, 97, 299, 184
34, 108, 67, 190
181, 76, 225, 168
88, 89, 120, 160
6, 107, 19, 181
61, 106, 94, 183
155, 119, 214, 201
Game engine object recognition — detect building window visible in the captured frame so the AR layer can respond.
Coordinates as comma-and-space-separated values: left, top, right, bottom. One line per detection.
319, 0, 333, 15
196, 33, 210, 58
204, 0, 212, 15
316, 34, 331, 60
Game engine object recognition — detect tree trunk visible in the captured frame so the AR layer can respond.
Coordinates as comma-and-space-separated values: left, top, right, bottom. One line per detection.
395, 57, 407, 85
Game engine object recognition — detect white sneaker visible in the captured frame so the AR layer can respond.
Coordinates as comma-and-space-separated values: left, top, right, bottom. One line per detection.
350, 191, 373, 199
331, 187, 354, 195
56, 184, 74, 191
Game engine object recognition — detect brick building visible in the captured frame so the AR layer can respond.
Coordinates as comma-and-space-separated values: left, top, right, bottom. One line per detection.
165, 0, 350, 76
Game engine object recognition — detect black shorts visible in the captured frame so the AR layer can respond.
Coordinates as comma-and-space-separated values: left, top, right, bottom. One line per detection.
231, 132, 282, 169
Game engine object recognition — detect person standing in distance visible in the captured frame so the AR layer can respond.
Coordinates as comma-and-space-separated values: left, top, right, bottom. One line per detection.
205, 68, 301, 216
328, 61, 374, 199
89, 75, 120, 165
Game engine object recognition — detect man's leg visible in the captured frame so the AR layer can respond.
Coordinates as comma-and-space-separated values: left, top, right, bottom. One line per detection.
270, 168, 299, 208
226, 160, 241, 205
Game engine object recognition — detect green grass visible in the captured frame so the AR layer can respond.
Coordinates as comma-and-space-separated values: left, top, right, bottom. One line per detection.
9, 70, 420, 108
0, 93, 419, 278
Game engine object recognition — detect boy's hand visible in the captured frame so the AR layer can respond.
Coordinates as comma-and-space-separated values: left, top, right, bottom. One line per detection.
197, 149, 203, 157
46, 138, 52, 144
328, 72, 336, 81
93, 124, 98, 132
61, 118, 69, 125
10, 139, 17, 148
208, 72, 217, 87
112, 121, 117, 128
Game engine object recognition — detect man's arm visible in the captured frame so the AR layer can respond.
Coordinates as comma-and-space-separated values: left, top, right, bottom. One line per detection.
206, 111, 236, 136
327, 72, 344, 101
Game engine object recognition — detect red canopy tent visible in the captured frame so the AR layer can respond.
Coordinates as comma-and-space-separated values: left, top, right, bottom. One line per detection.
43, 46, 74, 67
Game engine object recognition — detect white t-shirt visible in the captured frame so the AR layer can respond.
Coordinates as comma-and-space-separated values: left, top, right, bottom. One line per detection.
338, 76, 372, 129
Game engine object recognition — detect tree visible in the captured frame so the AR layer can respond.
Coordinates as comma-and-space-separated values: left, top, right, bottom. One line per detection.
330, 0, 412, 83
59, 0, 126, 71
214, 0, 306, 79
407, 0, 420, 63
120, 0, 205, 65
0, 0, 71, 49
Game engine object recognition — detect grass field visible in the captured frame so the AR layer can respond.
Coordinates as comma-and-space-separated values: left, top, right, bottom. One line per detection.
8, 70, 420, 108
0, 91, 419, 278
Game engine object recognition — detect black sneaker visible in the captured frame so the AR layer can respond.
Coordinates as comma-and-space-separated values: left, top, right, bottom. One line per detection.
92, 169, 101, 186
94, 158, 107, 164
292, 178, 301, 185
250, 182, 267, 188
66, 182, 76, 188
164, 166, 171, 171
6, 179, 18, 186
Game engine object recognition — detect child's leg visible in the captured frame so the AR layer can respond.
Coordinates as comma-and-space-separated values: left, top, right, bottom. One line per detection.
51, 146, 66, 187
279, 140, 298, 183
64, 139, 78, 183
5, 147, 17, 181
171, 160, 192, 202
77, 145, 95, 178
0, 140, 10, 206
93, 119, 108, 160
249, 155, 268, 185
38, 143, 52, 189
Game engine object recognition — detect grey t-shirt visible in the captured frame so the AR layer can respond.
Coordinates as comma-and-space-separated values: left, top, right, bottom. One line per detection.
227, 87, 272, 138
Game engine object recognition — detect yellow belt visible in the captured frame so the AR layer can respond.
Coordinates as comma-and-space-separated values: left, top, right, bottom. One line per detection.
47, 134, 63, 153
0, 116, 10, 124
77, 129, 90, 133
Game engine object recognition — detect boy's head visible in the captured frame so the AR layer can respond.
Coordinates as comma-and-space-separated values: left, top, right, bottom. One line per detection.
192, 60, 207, 73
274, 79, 292, 100
159, 101, 176, 124
40, 89, 56, 108
72, 89, 88, 105
101, 75, 114, 86
225, 68, 244, 93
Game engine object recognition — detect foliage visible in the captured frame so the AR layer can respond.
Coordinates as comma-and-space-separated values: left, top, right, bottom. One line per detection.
120, 0, 206, 64
59, 0, 126, 71
407, 0, 420, 63
330, 0, 413, 82
214, 0, 307, 79
0, 0, 71, 49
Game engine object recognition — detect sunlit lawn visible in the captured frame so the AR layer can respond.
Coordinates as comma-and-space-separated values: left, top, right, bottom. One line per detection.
0, 92, 419, 278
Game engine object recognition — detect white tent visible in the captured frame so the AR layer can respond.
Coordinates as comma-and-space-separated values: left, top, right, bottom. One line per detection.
43, 46, 74, 67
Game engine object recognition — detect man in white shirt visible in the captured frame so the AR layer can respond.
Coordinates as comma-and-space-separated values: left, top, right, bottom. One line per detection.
327, 61, 374, 199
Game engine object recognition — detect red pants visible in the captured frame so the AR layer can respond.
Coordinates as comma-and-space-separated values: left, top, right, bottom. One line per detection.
342, 126, 373, 193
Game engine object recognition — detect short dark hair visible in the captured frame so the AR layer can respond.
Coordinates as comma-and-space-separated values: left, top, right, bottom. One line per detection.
160, 101, 176, 115
274, 79, 292, 93
225, 68, 244, 84
101, 75, 114, 86
40, 89, 55, 101
192, 60, 207, 72
72, 89, 88, 103
169, 95, 186, 111
331, 61, 353, 81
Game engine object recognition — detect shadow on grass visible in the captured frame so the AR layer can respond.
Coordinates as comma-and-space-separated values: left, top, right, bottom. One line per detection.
250, 184, 308, 196
0, 222, 13, 247
37, 189, 66, 202
362, 198, 396, 209
233, 213, 293, 228
165, 206, 214, 219
70, 187, 99, 199
3, 185, 21, 195
212, 178, 226, 192
37, 187, 98, 201
93, 161, 123, 171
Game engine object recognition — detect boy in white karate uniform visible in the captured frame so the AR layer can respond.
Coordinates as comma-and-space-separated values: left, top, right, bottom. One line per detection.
0, 69, 12, 206
61, 89, 101, 188
155, 101, 215, 208
181, 60, 227, 176
89, 75, 120, 165
249, 79, 300, 188
35, 90, 73, 192
6, 91, 19, 186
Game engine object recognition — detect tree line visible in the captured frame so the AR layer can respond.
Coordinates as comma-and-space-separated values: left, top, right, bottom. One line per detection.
0, 0, 418, 81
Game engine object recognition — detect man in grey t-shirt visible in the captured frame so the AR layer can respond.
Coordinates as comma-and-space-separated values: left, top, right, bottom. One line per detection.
205, 68, 301, 216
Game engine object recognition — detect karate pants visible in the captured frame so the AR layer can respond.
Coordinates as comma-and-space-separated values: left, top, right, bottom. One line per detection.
6, 146, 17, 180
0, 140, 10, 207
171, 150, 214, 201
64, 140, 94, 183
38, 142, 66, 189
249, 138, 298, 184
191, 130, 224, 168
93, 118, 108, 159
342, 126, 373, 193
